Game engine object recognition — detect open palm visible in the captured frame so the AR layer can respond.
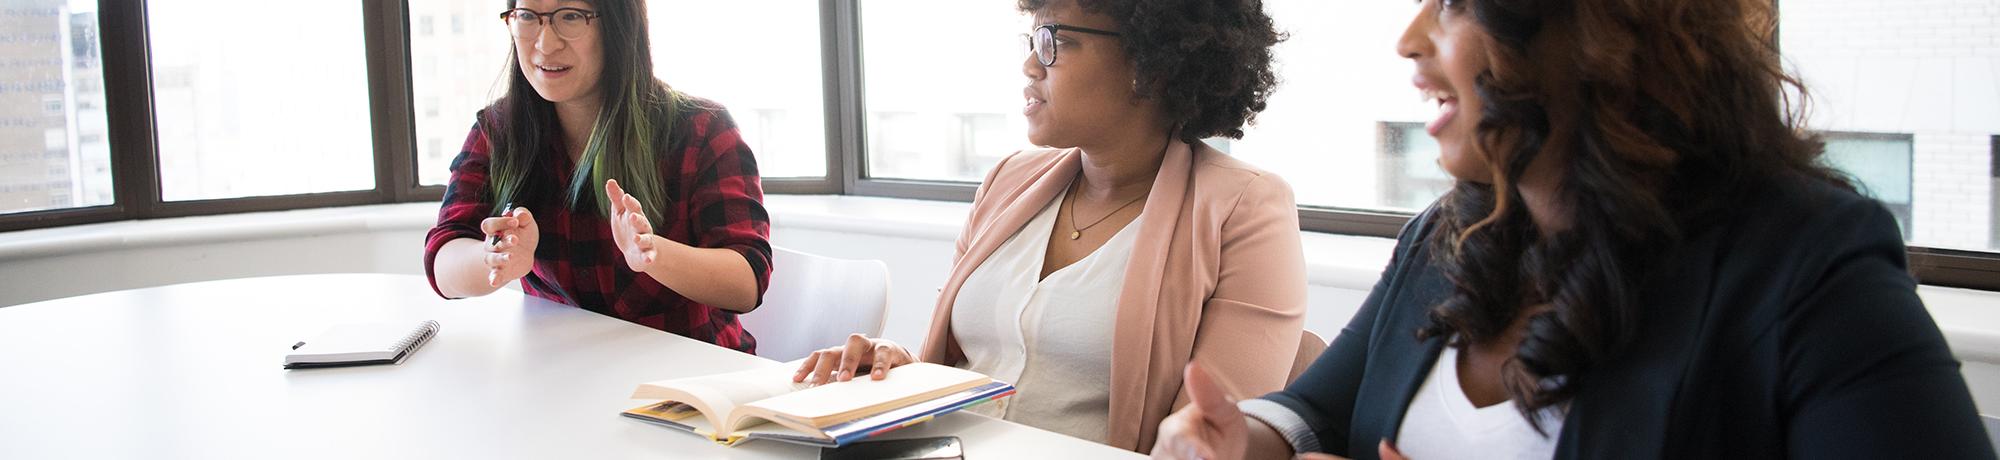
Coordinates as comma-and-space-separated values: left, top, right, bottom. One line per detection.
605, 179, 659, 272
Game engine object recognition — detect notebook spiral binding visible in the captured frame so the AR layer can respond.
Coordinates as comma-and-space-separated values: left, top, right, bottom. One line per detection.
394, 320, 441, 358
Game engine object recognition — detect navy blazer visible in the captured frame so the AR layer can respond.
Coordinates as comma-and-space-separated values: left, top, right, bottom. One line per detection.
1265, 179, 1995, 459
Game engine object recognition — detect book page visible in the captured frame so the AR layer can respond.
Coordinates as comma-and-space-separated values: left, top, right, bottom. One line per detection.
624, 401, 836, 447
624, 402, 713, 437
632, 362, 808, 428
741, 362, 990, 428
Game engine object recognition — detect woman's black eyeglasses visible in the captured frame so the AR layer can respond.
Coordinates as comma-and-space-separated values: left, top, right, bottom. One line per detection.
1022, 23, 1121, 66
499, 7, 600, 41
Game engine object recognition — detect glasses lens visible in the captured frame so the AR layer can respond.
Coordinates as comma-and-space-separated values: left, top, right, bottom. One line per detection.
1034, 27, 1055, 66
553, 10, 590, 40
506, 10, 540, 37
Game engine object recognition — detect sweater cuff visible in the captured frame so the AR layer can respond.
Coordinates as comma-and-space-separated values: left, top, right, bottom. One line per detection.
1240, 398, 1322, 455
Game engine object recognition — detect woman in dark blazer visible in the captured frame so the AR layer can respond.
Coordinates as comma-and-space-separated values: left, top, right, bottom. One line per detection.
1151, 0, 1994, 458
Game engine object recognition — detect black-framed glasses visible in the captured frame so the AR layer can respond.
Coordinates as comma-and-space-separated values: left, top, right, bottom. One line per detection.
499, 7, 600, 41
1022, 23, 1121, 67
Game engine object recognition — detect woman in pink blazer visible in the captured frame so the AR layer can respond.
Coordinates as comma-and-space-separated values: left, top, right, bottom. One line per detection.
795, 0, 1303, 452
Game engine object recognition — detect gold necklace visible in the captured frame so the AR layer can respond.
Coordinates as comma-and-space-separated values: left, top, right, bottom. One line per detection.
1066, 179, 1147, 240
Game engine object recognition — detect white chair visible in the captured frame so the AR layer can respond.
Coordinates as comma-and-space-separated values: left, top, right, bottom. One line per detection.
739, 247, 891, 362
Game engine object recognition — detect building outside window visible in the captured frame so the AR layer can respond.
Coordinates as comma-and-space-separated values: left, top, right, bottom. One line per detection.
1375, 122, 1451, 213
5, 0, 1994, 268
149, 0, 376, 201
0, 0, 111, 215
1780, 0, 1998, 252
409, 0, 828, 186
1820, 132, 1915, 235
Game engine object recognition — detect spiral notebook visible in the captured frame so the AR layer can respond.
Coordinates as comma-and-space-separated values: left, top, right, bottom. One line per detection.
284, 320, 439, 369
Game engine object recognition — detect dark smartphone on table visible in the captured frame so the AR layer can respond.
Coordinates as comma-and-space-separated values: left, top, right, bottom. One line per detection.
820, 436, 964, 460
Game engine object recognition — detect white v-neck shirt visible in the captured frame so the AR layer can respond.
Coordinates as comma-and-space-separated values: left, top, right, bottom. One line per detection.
1395, 345, 1566, 460
950, 190, 1141, 443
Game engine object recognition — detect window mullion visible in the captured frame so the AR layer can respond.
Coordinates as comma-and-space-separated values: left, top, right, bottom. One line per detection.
822, 0, 866, 194
102, 0, 161, 219
366, 0, 418, 203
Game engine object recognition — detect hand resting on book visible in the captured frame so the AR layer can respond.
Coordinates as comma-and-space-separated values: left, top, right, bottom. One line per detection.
795, 333, 916, 385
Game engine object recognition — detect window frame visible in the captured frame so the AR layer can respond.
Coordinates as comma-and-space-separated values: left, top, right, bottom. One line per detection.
0, 0, 436, 232
824, 0, 2000, 291
1, 0, 1995, 292
1991, 134, 1999, 251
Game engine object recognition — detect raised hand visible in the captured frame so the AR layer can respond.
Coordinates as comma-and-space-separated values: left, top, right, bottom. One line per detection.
605, 179, 659, 272
1152, 362, 1251, 460
480, 207, 540, 288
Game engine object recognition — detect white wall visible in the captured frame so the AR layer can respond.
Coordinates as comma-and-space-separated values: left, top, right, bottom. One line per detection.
0, 206, 430, 306
1, 197, 1995, 416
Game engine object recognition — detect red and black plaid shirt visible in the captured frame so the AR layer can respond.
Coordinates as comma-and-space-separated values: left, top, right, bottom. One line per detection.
424, 97, 771, 354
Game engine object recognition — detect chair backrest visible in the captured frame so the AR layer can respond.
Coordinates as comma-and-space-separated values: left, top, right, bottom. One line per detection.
738, 247, 891, 362
1985, 414, 2000, 455
1289, 330, 1328, 385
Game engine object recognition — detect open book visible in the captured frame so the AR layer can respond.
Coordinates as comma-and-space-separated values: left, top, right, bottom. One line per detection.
622, 361, 1014, 448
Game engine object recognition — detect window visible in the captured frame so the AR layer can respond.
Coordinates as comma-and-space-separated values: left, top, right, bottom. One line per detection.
4, 2, 1995, 291
0, 1, 112, 215
866, 111, 1016, 181
149, 0, 376, 201
1227, 0, 1437, 213
856, 0, 1440, 209
860, 0, 1033, 183
647, 1, 826, 178
408, 0, 510, 187
1376, 122, 1451, 213
409, 0, 828, 186
1780, 0, 1999, 253
1820, 132, 1914, 235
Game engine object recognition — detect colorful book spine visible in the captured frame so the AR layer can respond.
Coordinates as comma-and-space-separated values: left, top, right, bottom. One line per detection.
824, 381, 1017, 446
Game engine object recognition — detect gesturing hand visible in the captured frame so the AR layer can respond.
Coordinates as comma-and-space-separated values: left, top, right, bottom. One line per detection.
605, 179, 658, 272
480, 207, 539, 288
1152, 362, 1250, 460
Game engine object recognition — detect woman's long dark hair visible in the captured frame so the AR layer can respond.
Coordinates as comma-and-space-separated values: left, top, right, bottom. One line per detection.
484, 0, 683, 222
1415, 0, 1854, 429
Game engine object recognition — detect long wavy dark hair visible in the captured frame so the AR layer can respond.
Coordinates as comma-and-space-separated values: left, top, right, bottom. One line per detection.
1414, 0, 1855, 429
484, 0, 683, 222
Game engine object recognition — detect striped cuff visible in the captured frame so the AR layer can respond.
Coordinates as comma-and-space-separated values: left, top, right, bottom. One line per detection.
1239, 398, 1322, 455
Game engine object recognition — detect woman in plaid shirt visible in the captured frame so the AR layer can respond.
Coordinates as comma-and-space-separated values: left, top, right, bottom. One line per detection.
424, 0, 771, 354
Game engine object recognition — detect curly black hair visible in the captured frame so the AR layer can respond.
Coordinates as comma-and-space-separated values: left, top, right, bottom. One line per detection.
1018, 0, 1283, 143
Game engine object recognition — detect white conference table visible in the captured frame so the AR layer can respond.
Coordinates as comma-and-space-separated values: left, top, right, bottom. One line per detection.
0, 273, 1143, 459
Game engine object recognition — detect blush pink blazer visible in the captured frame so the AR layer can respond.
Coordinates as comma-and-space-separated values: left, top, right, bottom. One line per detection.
918, 140, 1308, 452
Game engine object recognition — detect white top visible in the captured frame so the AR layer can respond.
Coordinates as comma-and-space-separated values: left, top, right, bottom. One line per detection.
950, 190, 1141, 443
1395, 346, 1565, 460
